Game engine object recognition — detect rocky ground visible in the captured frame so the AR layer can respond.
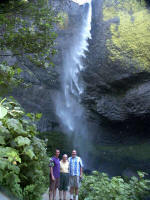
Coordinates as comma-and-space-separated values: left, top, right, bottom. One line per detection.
43, 189, 70, 200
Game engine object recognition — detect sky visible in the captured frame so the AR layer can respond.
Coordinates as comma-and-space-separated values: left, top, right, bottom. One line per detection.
71, 0, 90, 5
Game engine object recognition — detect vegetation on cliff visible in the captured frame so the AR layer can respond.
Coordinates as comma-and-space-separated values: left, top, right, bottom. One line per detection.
103, 0, 150, 71
0, 0, 58, 69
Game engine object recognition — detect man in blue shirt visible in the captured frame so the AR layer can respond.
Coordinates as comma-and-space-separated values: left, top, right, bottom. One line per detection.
68, 150, 83, 200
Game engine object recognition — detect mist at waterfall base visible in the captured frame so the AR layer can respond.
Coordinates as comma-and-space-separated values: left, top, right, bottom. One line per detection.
54, 1, 95, 168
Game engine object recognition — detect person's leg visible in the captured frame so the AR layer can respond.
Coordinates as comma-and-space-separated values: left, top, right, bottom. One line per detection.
63, 191, 67, 200
70, 187, 74, 200
54, 178, 59, 200
49, 189, 53, 200
53, 188, 57, 200
74, 176, 80, 200
49, 178, 55, 200
75, 188, 79, 200
59, 173, 63, 200
69, 176, 74, 200
63, 174, 68, 200
59, 190, 63, 200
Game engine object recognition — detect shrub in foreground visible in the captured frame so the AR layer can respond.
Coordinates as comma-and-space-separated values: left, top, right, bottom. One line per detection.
0, 97, 49, 200
79, 171, 150, 200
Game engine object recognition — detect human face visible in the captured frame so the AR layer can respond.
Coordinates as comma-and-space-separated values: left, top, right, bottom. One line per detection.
55, 150, 60, 158
72, 150, 77, 158
62, 154, 68, 162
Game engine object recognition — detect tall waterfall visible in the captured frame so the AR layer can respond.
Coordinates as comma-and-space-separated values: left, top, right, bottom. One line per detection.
55, 0, 92, 156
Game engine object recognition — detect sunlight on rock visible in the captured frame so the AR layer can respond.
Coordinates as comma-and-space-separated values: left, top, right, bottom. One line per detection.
103, 0, 150, 71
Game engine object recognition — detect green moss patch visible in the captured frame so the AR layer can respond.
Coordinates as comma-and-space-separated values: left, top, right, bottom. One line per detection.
103, 0, 150, 71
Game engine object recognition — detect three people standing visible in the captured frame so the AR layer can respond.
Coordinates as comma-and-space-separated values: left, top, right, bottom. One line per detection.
49, 149, 83, 200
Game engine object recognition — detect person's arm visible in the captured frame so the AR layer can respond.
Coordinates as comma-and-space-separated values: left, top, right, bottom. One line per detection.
79, 158, 83, 178
68, 157, 70, 172
50, 167, 55, 181
49, 158, 55, 181
80, 166, 83, 178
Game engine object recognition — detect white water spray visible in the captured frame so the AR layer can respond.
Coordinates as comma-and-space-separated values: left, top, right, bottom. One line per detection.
55, 1, 92, 143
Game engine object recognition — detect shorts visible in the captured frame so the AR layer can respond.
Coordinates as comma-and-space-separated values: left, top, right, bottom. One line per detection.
59, 173, 69, 191
69, 176, 80, 188
49, 176, 60, 191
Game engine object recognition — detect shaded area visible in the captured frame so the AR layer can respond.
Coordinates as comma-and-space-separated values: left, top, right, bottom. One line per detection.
81, 0, 150, 175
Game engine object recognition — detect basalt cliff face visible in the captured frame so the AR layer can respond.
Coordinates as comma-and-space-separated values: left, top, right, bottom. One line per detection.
84, 0, 150, 124
12, 0, 150, 133
82, 0, 150, 174
12, 0, 86, 132
10, 0, 150, 174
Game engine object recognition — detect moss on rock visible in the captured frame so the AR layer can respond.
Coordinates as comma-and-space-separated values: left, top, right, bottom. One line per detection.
57, 12, 69, 29
103, 0, 150, 71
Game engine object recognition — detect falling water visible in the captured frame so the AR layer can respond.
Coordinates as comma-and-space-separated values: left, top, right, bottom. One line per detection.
55, 0, 92, 159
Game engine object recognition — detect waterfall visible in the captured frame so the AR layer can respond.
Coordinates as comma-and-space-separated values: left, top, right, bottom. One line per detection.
55, 0, 92, 157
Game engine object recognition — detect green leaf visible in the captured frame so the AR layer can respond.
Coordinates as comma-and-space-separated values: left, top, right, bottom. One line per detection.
0, 159, 8, 170
26, 113, 34, 120
0, 147, 21, 163
0, 105, 7, 119
35, 113, 42, 120
15, 136, 31, 146
0, 125, 10, 137
6, 118, 24, 134
16, 68, 22, 75
23, 146, 35, 159
0, 136, 5, 144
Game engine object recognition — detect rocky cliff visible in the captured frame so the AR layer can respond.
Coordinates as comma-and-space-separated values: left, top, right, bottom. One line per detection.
9, 0, 150, 174
12, 0, 87, 132
83, 0, 150, 123
82, 0, 150, 174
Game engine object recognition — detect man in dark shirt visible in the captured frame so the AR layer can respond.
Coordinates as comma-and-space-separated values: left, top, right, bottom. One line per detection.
49, 149, 60, 200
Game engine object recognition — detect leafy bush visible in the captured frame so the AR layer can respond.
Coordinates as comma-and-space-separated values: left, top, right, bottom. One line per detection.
0, 62, 22, 95
79, 171, 150, 200
0, 97, 49, 200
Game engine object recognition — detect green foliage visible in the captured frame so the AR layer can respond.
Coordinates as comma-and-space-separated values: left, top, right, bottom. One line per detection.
0, 99, 8, 119
79, 171, 150, 200
0, 0, 60, 95
57, 12, 69, 29
103, 0, 150, 70
0, 62, 22, 95
15, 136, 31, 147
0, 97, 49, 200
0, 0, 58, 68
0, 0, 29, 13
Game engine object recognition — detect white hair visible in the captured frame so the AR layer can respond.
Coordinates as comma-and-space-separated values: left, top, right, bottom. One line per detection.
63, 154, 68, 157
